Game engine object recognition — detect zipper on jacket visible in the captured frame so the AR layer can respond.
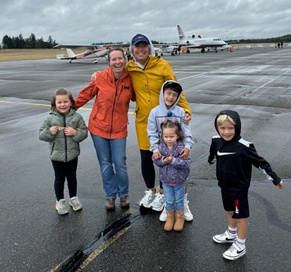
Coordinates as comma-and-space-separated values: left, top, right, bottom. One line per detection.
110, 86, 119, 137
63, 115, 68, 162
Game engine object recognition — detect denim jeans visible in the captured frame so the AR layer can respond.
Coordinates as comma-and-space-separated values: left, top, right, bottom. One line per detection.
163, 182, 185, 211
91, 134, 129, 199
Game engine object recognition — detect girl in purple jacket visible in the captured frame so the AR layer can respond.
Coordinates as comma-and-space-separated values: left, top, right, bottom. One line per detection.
152, 120, 191, 232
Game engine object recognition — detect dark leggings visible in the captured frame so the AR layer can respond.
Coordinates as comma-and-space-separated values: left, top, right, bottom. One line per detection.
51, 158, 78, 201
140, 149, 163, 190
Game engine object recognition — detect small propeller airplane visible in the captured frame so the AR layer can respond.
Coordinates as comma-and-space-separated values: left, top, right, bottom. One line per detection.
176, 25, 229, 53
54, 44, 110, 63
156, 45, 178, 56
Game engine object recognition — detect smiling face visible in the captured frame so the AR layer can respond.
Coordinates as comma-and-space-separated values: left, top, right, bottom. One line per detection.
55, 95, 72, 115
163, 88, 179, 109
132, 42, 150, 65
108, 49, 126, 79
217, 120, 235, 141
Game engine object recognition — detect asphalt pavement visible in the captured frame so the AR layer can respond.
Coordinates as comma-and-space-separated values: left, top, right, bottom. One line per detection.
1, 46, 291, 272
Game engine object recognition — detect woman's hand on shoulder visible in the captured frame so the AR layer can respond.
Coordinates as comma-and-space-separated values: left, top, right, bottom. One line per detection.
91, 72, 97, 81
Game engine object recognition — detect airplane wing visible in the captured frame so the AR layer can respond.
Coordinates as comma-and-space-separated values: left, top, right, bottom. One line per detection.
54, 44, 99, 49
54, 43, 129, 49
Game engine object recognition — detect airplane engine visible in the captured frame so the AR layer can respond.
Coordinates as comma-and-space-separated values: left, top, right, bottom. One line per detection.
192, 35, 195, 38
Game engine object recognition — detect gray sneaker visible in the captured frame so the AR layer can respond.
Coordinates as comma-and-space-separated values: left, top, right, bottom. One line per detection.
184, 200, 193, 221
139, 190, 156, 208
69, 196, 82, 212
159, 206, 167, 222
223, 243, 246, 260
150, 193, 164, 211
213, 230, 237, 244
56, 199, 69, 215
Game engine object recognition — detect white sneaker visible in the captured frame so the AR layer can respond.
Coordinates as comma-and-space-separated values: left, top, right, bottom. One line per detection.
69, 196, 82, 211
56, 199, 69, 215
139, 190, 156, 208
150, 193, 164, 211
159, 206, 167, 222
223, 243, 246, 260
213, 230, 237, 244
184, 200, 193, 221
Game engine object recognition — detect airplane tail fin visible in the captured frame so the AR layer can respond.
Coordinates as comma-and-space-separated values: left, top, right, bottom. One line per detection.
177, 25, 185, 40
65, 48, 76, 58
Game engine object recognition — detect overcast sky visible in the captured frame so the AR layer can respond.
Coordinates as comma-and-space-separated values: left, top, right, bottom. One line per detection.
1, 0, 290, 45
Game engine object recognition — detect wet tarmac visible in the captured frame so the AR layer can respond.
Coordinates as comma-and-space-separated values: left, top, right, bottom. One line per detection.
1, 46, 291, 271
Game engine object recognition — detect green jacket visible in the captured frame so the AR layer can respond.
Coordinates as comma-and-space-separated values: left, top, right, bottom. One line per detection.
39, 109, 88, 162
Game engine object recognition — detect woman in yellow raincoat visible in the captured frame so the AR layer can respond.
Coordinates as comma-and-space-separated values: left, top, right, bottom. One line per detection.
126, 34, 193, 222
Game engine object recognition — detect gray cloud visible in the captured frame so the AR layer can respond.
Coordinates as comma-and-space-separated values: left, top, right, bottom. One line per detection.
0, 0, 290, 45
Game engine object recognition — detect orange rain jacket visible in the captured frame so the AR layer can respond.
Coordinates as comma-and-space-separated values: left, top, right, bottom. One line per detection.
75, 67, 135, 139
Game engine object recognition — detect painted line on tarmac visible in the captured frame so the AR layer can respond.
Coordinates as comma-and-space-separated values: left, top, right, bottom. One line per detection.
50, 209, 141, 272
0, 100, 135, 114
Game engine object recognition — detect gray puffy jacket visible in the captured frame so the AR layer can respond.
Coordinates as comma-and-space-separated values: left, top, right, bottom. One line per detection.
39, 109, 88, 162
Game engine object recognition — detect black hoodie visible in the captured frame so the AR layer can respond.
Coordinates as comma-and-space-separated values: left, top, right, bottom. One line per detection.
208, 110, 281, 196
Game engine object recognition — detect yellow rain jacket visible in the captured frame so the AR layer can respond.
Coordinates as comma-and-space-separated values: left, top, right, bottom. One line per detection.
126, 55, 191, 150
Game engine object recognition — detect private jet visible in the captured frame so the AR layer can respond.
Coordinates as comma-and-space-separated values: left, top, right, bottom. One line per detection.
177, 25, 228, 53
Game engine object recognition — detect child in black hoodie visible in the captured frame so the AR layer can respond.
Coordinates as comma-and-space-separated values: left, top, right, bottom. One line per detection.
208, 110, 283, 261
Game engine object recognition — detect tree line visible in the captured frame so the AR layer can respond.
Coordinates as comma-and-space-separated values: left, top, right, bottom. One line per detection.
1, 33, 57, 49
226, 34, 291, 44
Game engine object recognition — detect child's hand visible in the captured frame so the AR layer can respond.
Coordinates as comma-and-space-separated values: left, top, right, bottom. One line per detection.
182, 113, 191, 125
163, 155, 173, 164
153, 152, 161, 160
50, 126, 59, 135
179, 148, 190, 159
277, 180, 284, 189
64, 126, 76, 136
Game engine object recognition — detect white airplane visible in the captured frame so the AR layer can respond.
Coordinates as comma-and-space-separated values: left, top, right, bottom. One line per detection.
177, 25, 228, 53
54, 44, 110, 63
156, 45, 178, 56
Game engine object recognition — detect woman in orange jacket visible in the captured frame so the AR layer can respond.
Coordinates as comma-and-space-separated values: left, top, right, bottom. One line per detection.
75, 48, 135, 211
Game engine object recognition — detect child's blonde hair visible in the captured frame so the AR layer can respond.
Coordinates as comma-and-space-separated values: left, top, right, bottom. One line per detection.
216, 114, 236, 127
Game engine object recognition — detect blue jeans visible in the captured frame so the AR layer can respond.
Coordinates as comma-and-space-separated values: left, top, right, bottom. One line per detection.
91, 134, 129, 199
163, 183, 185, 211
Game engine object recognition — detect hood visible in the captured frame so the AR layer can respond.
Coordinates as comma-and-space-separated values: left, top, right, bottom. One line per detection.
159, 80, 183, 111
214, 110, 241, 142
130, 33, 155, 67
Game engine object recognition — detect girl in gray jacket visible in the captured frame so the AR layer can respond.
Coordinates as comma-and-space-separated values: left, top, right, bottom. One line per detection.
39, 88, 88, 215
